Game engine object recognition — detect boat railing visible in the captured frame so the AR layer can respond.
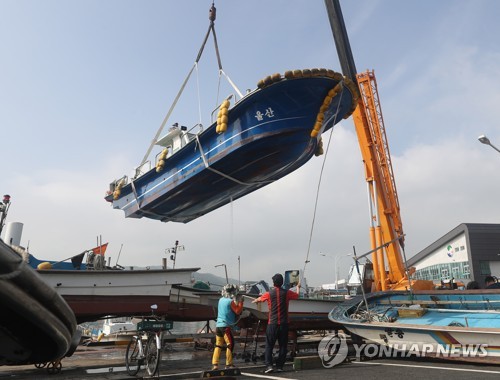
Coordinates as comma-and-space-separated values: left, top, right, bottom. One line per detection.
108, 175, 129, 192
134, 162, 151, 179
187, 123, 203, 135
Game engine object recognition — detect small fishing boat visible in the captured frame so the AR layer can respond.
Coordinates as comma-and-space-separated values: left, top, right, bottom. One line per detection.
105, 69, 358, 223
244, 295, 344, 331
38, 266, 199, 324
329, 290, 500, 363
195, 270, 345, 331
14, 242, 215, 324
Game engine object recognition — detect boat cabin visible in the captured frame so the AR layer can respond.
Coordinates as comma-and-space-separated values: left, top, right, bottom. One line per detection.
155, 123, 196, 158
134, 124, 196, 177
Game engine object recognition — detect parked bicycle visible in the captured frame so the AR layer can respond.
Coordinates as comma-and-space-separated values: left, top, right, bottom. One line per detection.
125, 305, 171, 377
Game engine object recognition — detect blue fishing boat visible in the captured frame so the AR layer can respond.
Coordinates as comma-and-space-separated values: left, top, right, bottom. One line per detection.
329, 290, 500, 363
104, 69, 358, 223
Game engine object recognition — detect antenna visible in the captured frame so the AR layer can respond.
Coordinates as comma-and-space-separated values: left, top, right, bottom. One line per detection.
166, 240, 185, 269
115, 243, 124, 268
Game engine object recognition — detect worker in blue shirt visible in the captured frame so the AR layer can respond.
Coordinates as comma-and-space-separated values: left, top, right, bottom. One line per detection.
211, 284, 244, 370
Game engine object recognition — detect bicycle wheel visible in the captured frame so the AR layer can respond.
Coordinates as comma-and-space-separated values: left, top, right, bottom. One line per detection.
125, 336, 142, 376
145, 334, 161, 376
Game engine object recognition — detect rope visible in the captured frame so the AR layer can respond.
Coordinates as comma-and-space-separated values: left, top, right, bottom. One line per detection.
139, 63, 197, 169
220, 69, 243, 99
302, 86, 345, 278
196, 63, 202, 126
195, 135, 274, 186
139, 2, 238, 170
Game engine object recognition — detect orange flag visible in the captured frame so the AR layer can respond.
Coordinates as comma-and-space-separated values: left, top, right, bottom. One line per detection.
92, 243, 108, 255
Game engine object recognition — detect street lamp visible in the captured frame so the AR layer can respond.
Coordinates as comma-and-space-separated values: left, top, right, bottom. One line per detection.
478, 135, 500, 153
320, 252, 352, 289
215, 263, 229, 284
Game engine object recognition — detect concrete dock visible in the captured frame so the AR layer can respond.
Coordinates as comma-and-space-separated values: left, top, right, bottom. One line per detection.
2, 339, 500, 380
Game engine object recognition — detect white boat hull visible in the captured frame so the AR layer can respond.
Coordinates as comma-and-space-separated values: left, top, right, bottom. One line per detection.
38, 268, 198, 323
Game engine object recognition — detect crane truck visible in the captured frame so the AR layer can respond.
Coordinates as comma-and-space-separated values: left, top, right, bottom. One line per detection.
325, 0, 434, 294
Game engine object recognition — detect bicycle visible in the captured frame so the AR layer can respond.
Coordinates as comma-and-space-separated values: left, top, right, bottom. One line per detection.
125, 305, 167, 377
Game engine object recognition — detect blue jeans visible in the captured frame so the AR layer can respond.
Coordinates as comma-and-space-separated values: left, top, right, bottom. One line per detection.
264, 324, 288, 368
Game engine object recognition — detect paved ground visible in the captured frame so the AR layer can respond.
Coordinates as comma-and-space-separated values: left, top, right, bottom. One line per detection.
2, 343, 500, 380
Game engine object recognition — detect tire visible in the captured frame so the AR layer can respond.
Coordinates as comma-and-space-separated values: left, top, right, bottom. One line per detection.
145, 334, 161, 376
125, 336, 141, 376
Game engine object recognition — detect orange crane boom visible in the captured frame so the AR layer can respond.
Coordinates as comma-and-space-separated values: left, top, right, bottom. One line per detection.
352, 71, 405, 290
326, 0, 433, 292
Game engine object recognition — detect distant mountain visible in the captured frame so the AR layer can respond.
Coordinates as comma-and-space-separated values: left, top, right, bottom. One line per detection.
192, 272, 242, 290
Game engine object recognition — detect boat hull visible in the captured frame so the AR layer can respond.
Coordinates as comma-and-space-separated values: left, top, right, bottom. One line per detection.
38, 268, 198, 323
253, 297, 344, 331
110, 72, 356, 223
167, 285, 217, 322
329, 290, 500, 364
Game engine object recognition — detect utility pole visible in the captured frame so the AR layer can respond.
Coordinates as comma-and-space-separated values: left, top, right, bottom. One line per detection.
166, 240, 185, 269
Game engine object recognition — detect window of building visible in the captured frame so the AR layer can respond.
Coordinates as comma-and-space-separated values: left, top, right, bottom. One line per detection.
441, 268, 449, 279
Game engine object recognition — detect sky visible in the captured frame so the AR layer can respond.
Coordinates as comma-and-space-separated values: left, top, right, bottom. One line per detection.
1, 0, 499, 287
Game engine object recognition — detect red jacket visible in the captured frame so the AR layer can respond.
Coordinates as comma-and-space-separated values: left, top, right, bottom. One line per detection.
258, 286, 299, 325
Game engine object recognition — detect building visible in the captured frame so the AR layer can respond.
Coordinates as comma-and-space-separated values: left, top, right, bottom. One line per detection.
407, 223, 500, 286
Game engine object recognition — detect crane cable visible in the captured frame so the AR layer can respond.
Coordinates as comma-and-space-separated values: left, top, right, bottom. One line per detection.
139, 2, 242, 170
302, 86, 346, 278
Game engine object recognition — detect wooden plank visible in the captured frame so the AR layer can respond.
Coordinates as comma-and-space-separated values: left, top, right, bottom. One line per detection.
200, 367, 241, 378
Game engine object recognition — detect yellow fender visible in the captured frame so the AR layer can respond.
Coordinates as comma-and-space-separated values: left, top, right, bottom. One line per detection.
310, 82, 343, 137
37, 262, 52, 270
271, 73, 282, 82
113, 179, 125, 200
216, 100, 230, 134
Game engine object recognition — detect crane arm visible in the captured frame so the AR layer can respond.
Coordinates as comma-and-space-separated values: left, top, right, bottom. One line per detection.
326, 0, 434, 292
352, 71, 406, 290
